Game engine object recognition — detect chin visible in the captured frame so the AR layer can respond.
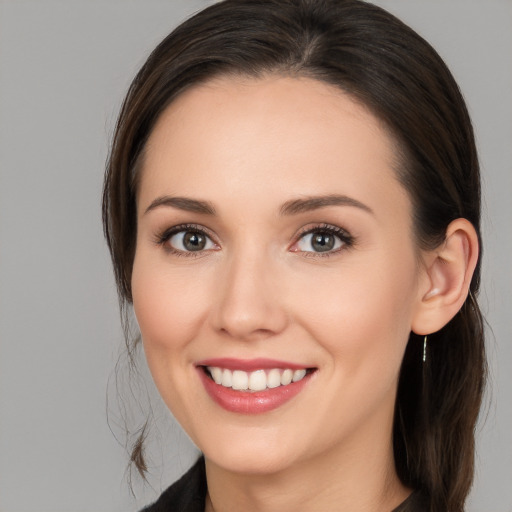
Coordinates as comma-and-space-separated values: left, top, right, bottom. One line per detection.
200, 427, 299, 476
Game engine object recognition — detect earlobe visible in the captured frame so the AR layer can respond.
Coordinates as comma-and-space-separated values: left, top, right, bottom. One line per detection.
412, 218, 479, 335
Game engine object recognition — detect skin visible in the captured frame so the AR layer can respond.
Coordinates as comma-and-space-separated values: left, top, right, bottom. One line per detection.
132, 75, 435, 511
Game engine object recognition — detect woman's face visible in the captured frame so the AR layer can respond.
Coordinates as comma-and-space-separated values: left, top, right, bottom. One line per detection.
132, 76, 427, 475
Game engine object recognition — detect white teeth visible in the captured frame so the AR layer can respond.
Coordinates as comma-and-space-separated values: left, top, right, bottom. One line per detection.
232, 370, 249, 390
221, 368, 232, 387
292, 369, 307, 382
206, 366, 310, 391
248, 370, 267, 391
267, 368, 281, 389
281, 369, 293, 386
210, 367, 223, 384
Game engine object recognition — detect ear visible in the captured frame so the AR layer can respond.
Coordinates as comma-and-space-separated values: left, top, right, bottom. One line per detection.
411, 218, 479, 335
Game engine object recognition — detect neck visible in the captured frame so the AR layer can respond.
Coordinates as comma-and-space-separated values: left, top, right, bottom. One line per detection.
204, 425, 410, 512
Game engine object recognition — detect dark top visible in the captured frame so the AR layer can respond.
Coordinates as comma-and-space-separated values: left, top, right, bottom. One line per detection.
141, 457, 429, 512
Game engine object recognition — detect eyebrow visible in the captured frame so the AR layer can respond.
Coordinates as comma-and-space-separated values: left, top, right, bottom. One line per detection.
144, 196, 216, 216
143, 193, 373, 217
280, 194, 373, 216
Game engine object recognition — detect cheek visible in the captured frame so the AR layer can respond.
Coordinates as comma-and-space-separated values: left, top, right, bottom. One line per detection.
131, 255, 210, 362
284, 256, 419, 443
130, 255, 216, 427
290, 255, 418, 373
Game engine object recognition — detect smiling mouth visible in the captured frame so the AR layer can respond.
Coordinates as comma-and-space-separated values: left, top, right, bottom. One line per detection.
202, 366, 316, 392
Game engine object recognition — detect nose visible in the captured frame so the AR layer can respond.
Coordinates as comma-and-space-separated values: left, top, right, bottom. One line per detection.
210, 249, 288, 341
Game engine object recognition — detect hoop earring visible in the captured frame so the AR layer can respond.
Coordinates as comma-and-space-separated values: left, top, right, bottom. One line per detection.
423, 335, 427, 363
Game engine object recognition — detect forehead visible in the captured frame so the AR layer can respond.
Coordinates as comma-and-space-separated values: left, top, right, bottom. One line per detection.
138, 75, 409, 219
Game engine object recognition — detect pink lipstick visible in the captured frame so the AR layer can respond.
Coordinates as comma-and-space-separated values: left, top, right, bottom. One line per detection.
196, 358, 316, 414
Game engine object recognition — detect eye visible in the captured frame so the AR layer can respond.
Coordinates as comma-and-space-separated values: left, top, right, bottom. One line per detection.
292, 225, 353, 254
168, 229, 216, 252
154, 224, 218, 256
297, 231, 342, 253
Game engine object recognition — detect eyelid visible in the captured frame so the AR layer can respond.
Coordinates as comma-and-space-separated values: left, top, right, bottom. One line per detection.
153, 222, 354, 257
154, 223, 220, 256
290, 223, 354, 255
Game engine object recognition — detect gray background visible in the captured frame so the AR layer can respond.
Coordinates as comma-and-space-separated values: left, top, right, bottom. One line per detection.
0, 1, 510, 511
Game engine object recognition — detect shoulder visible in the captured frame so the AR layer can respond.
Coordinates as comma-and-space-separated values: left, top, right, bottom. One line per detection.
140, 457, 206, 512
392, 490, 430, 512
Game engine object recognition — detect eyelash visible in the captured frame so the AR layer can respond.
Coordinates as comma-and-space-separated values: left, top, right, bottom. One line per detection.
153, 223, 355, 258
153, 223, 217, 258
294, 224, 354, 258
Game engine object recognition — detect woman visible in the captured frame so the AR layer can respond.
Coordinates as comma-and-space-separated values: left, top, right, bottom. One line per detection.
102, 0, 486, 510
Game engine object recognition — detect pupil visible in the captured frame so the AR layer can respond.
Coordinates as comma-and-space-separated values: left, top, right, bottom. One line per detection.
183, 231, 206, 251
312, 232, 334, 252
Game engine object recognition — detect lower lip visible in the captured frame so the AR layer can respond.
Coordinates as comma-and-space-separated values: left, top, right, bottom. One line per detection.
197, 368, 313, 414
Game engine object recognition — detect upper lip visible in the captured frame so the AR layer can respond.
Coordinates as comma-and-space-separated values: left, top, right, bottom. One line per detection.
195, 357, 314, 372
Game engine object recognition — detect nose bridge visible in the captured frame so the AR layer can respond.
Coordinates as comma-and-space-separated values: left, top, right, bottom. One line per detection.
211, 242, 287, 340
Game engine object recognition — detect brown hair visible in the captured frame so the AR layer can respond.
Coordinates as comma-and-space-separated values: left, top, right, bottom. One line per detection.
102, 1, 486, 510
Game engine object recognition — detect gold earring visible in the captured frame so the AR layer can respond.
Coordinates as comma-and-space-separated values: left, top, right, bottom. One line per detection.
423, 335, 427, 363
